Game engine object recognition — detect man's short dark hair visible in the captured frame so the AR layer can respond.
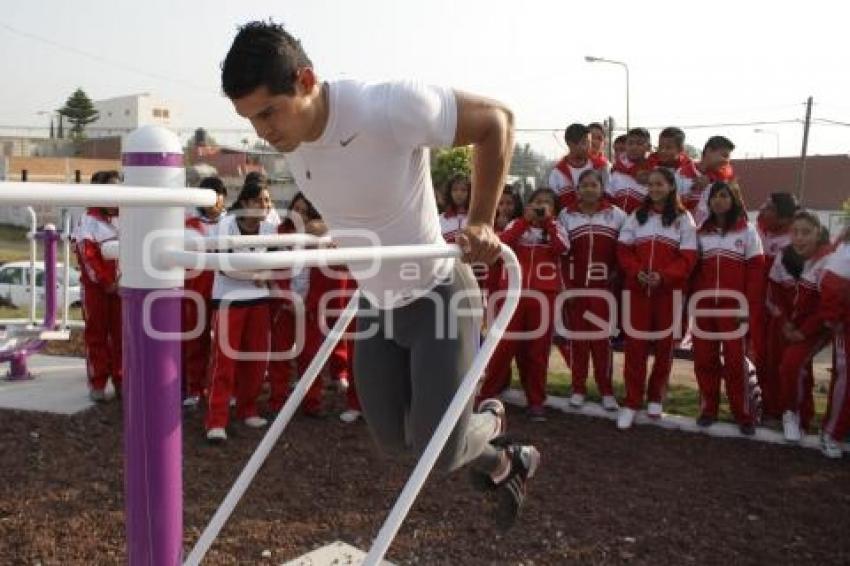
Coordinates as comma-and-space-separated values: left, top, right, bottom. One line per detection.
199, 176, 227, 196
626, 127, 650, 142
703, 135, 735, 153
659, 127, 685, 148
564, 123, 590, 144
222, 20, 313, 99
587, 122, 605, 134
614, 134, 627, 145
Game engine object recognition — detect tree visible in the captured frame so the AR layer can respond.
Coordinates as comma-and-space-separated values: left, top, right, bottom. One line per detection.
430, 146, 472, 191
510, 142, 553, 198
58, 88, 99, 139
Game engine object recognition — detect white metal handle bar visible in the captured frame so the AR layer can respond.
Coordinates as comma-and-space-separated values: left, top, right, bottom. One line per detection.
183, 243, 521, 566
0, 182, 216, 207
100, 234, 335, 260
163, 243, 473, 272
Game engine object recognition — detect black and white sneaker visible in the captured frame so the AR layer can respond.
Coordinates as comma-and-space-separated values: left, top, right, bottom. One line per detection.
493, 442, 541, 531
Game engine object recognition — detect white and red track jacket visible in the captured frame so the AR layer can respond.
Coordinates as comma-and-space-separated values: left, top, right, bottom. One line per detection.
692, 217, 765, 317
558, 201, 626, 289
548, 154, 610, 210
756, 213, 792, 274
767, 243, 833, 339
675, 161, 736, 228
606, 154, 652, 214
439, 209, 468, 243
617, 208, 698, 296
74, 208, 119, 289
498, 217, 569, 292
184, 213, 221, 300
647, 151, 694, 175
818, 242, 850, 328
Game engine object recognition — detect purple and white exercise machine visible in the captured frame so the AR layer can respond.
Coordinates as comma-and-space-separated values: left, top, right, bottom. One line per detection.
0, 125, 521, 566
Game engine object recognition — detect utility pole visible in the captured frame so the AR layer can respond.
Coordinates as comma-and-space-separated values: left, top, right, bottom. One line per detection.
796, 96, 813, 204
605, 116, 615, 161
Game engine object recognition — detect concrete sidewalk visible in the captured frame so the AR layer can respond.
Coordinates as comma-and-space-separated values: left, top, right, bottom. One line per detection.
0, 354, 102, 415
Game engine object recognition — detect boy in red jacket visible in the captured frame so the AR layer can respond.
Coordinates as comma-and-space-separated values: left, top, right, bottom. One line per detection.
549, 123, 610, 210
606, 127, 653, 214
676, 135, 736, 227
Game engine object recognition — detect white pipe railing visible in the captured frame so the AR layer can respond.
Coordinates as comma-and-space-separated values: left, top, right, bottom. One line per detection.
100, 233, 334, 260
0, 182, 216, 207
182, 243, 521, 566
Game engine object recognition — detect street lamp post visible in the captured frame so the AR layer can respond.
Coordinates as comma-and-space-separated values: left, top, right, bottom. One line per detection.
754, 128, 780, 157
585, 56, 630, 131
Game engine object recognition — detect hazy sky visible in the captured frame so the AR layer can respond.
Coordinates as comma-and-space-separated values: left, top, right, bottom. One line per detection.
1, 0, 848, 159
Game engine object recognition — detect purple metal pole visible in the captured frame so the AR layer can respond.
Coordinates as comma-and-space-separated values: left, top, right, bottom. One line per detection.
5, 226, 61, 380
38, 225, 60, 330
122, 288, 183, 565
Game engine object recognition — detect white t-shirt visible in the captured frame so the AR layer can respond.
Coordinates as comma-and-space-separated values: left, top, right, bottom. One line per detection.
284, 80, 457, 308
210, 214, 278, 302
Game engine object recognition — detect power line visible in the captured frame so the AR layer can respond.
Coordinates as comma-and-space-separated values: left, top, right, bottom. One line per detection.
516, 119, 802, 133
813, 117, 850, 128
0, 21, 213, 94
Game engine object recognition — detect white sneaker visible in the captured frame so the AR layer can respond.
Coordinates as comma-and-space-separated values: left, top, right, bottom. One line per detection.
182, 395, 200, 408
821, 434, 843, 459
244, 416, 268, 429
89, 389, 106, 402
206, 427, 227, 443
782, 411, 802, 442
569, 393, 585, 408
647, 402, 663, 419
602, 395, 619, 412
336, 376, 350, 393
339, 409, 362, 424
617, 408, 636, 430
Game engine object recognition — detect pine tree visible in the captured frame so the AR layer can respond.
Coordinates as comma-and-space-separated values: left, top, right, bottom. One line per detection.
58, 88, 99, 139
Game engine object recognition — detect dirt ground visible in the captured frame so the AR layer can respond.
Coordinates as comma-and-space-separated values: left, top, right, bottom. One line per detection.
2, 385, 850, 565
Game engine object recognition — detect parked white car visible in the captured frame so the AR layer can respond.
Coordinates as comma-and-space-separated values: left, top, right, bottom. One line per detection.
0, 261, 82, 309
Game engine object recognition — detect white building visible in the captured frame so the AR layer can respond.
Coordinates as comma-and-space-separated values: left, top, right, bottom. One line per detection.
88, 93, 175, 137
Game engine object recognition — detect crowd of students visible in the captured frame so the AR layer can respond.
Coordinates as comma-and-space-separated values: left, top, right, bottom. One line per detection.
435, 123, 849, 459
71, 121, 849, 459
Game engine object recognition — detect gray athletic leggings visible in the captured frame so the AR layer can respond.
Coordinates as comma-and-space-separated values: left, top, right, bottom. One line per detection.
354, 264, 502, 474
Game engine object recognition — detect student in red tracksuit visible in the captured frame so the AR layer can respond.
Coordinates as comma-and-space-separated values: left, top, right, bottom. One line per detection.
771, 211, 833, 443
675, 135, 736, 228
606, 127, 652, 215
480, 188, 569, 421
819, 238, 850, 458
691, 182, 765, 435
648, 127, 694, 177
205, 181, 277, 443
549, 123, 610, 210
558, 169, 625, 411
75, 170, 122, 401
439, 174, 470, 242
181, 176, 227, 408
616, 167, 698, 429
267, 192, 353, 418
752, 192, 799, 418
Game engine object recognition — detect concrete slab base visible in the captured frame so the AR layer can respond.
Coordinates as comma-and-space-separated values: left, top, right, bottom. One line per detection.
0, 354, 104, 415
281, 541, 394, 566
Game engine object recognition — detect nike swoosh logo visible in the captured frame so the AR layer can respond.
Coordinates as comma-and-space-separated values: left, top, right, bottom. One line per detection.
340, 133, 359, 147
